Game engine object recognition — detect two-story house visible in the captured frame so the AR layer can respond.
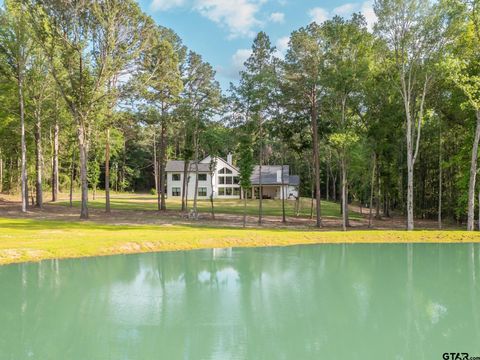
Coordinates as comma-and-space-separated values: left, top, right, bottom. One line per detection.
165, 154, 299, 200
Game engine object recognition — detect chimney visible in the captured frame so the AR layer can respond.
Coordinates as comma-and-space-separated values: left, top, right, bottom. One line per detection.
276, 170, 282, 183
227, 153, 232, 165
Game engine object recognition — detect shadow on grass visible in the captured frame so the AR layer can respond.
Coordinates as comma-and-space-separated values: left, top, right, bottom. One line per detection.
0, 217, 322, 234
55, 198, 361, 219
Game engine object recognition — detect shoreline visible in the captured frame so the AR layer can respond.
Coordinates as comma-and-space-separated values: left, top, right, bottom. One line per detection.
1, 217, 479, 266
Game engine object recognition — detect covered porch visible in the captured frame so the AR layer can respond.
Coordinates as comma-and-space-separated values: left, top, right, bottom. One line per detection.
247, 185, 288, 200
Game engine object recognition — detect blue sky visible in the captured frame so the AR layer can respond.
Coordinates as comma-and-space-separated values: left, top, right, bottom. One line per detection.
137, 0, 377, 91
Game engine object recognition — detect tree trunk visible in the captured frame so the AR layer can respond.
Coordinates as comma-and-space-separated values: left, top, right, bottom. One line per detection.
34, 105, 43, 208
406, 97, 415, 229
376, 165, 381, 220
192, 120, 199, 219
311, 92, 322, 227
159, 121, 167, 211
310, 163, 314, 220
467, 110, 480, 231
18, 72, 28, 213
326, 159, 330, 202
8, 158, 13, 193
341, 156, 347, 231
209, 159, 215, 219
243, 194, 247, 228
105, 127, 111, 213
77, 123, 89, 219
258, 115, 263, 225
69, 150, 75, 208
332, 172, 337, 202
438, 127, 442, 230
0, 148, 3, 193
182, 160, 189, 211
52, 119, 59, 202
153, 129, 158, 194
295, 178, 301, 217
281, 162, 286, 223
368, 153, 376, 228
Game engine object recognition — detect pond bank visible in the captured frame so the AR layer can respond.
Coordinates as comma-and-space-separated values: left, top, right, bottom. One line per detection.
1, 217, 480, 265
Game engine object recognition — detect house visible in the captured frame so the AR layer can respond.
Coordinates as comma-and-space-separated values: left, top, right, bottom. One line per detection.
165, 154, 299, 200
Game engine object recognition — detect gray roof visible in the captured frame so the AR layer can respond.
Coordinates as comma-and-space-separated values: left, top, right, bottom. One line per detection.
165, 160, 210, 172
289, 175, 300, 186
251, 165, 298, 185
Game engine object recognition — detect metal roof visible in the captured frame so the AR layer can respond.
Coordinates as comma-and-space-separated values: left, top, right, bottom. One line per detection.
165, 160, 210, 172
250, 165, 294, 185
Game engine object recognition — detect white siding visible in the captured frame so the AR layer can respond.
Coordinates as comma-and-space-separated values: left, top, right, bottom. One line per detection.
215, 158, 240, 199
166, 156, 241, 199
166, 172, 213, 200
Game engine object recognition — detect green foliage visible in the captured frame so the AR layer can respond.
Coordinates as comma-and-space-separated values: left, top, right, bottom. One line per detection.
0, 0, 479, 227
236, 130, 255, 191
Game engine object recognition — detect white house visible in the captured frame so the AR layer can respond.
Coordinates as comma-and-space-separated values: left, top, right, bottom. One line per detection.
165, 154, 299, 200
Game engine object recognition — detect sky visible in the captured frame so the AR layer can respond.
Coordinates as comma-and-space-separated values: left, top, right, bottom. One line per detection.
137, 0, 377, 91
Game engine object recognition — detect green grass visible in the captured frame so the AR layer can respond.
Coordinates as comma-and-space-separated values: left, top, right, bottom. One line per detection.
57, 194, 360, 219
1, 217, 479, 265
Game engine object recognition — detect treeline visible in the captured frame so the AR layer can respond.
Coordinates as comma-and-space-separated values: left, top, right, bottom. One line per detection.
0, 0, 479, 231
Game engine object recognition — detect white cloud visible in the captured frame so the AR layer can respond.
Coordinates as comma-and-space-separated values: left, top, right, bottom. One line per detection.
308, 2, 377, 30
151, 0, 185, 11
194, 0, 262, 38
333, 3, 357, 16
360, 1, 377, 30
269, 12, 285, 23
275, 36, 289, 58
232, 48, 252, 73
308, 7, 329, 24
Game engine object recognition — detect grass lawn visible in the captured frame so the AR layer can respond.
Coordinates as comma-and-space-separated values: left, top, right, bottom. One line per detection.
1, 217, 479, 265
57, 194, 361, 219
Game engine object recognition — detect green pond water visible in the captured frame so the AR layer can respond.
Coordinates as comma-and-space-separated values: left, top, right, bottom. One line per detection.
1, 244, 480, 359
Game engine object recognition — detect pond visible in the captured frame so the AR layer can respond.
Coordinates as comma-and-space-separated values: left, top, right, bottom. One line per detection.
1, 244, 479, 359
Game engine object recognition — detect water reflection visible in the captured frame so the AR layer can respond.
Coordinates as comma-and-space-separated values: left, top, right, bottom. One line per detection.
0, 244, 479, 359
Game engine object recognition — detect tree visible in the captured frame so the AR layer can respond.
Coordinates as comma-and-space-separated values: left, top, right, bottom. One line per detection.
94, 0, 151, 214
182, 52, 221, 219
0, 0, 32, 212
442, 0, 480, 230
322, 15, 373, 230
375, 0, 444, 230
237, 128, 255, 227
135, 27, 182, 211
201, 124, 230, 219
284, 23, 326, 228
26, 48, 53, 208
237, 32, 277, 225
27, 0, 149, 219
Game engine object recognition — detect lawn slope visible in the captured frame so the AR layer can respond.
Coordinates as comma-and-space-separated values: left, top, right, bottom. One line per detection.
1, 218, 479, 265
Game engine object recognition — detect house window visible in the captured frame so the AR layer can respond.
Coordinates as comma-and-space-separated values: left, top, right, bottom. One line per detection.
172, 173, 181, 181
198, 187, 207, 196
219, 176, 225, 184
233, 176, 239, 184
225, 188, 232, 196
172, 187, 180, 196
198, 174, 207, 181
218, 187, 225, 195
225, 177, 233, 184
219, 167, 232, 174
233, 187, 240, 196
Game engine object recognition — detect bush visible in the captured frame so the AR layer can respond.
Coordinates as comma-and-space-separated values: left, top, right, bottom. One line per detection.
150, 188, 157, 195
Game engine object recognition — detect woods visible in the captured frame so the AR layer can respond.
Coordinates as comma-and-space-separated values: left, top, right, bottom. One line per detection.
1, 0, 480, 230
